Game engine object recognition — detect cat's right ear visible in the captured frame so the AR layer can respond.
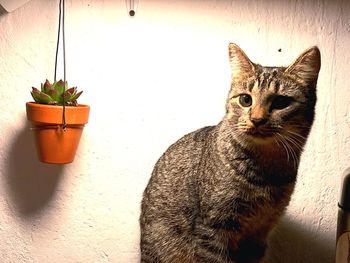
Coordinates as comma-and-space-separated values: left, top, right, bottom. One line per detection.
284, 46, 321, 85
229, 43, 255, 80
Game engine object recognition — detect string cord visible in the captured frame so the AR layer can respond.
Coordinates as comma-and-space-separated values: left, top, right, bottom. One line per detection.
32, 0, 84, 131
54, 0, 67, 129
54, 0, 61, 82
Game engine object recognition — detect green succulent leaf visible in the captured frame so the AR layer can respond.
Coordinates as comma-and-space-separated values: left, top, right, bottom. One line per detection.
65, 87, 77, 96
47, 89, 60, 102
32, 87, 40, 93
71, 90, 83, 101
31, 87, 55, 104
63, 87, 77, 101
42, 79, 52, 93
53, 80, 66, 96
30, 79, 83, 106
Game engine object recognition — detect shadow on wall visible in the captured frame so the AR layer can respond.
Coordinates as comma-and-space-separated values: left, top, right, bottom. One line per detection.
5, 122, 64, 218
0, 4, 6, 16
265, 216, 335, 263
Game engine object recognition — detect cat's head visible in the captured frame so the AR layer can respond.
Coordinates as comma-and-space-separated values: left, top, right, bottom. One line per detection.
225, 43, 320, 149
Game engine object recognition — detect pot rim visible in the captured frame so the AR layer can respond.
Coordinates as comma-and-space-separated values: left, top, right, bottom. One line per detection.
26, 101, 90, 125
26, 101, 90, 108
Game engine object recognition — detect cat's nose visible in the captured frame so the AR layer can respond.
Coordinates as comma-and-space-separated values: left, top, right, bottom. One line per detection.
250, 118, 268, 127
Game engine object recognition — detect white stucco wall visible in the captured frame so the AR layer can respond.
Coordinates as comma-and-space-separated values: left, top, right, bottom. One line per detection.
0, 0, 348, 262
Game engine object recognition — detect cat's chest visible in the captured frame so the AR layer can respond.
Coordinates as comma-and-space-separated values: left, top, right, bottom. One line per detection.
200, 183, 291, 241
198, 159, 294, 229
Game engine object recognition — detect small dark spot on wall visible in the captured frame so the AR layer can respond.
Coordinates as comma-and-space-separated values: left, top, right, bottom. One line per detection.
278, 48, 282, 52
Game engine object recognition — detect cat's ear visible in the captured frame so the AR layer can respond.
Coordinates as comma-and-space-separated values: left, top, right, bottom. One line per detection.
229, 43, 255, 80
284, 46, 321, 85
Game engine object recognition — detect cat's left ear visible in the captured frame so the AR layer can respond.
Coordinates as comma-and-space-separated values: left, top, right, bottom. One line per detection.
284, 46, 321, 85
229, 43, 255, 80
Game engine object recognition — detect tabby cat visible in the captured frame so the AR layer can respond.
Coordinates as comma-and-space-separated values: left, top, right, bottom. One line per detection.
140, 43, 321, 263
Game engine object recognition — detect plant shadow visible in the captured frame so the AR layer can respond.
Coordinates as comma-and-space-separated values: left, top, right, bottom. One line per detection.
265, 216, 335, 263
5, 122, 64, 218
0, 4, 7, 16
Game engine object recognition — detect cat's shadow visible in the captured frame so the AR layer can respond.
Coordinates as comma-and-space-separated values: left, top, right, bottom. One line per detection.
265, 216, 334, 263
4, 122, 64, 218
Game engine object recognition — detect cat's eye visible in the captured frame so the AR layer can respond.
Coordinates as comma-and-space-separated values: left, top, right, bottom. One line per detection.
271, 96, 293, 110
239, 94, 252, 107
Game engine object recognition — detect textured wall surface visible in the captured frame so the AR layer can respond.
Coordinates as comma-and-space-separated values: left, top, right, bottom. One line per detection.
0, 0, 349, 262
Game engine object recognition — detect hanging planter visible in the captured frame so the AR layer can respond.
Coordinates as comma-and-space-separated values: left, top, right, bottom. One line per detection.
26, 80, 90, 164
26, 0, 90, 164
26, 102, 89, 164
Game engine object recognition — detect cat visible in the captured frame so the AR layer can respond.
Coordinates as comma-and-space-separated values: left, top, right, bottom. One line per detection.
140, 43, 321, 263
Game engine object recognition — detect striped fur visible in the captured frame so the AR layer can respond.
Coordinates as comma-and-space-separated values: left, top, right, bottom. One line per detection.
140, 44, 320, 263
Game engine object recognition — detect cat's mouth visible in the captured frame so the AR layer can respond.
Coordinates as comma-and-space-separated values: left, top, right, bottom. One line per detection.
245, 128, 276, 139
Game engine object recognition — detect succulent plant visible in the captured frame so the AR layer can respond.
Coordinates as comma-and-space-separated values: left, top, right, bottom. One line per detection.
31, 79, 83, 106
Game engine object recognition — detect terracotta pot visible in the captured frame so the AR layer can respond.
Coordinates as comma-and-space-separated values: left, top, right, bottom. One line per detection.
26, 102, 90, 164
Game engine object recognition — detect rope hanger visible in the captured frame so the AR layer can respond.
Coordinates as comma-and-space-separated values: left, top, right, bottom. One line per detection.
54, 0, 67, 129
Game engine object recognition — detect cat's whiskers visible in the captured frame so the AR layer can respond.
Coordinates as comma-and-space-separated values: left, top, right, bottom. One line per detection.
273, 137, 283, 152
237, 123, 280, 139
285, 129, 308, 141
286, 123, 312, 130
275, 132, 299, 169
285, 136, 304, 151
284, 135, 299, 164
275, 133, 291, 163
285, 135, 306, 152
234, 123, 251, 134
